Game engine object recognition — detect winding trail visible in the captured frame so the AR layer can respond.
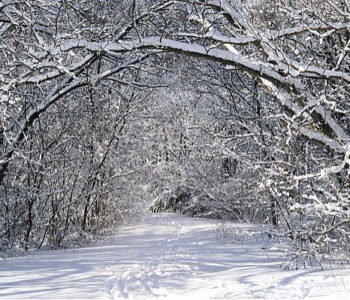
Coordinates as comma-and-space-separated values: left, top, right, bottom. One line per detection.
0, 213, 349, 299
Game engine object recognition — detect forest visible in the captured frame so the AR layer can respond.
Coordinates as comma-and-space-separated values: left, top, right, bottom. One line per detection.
1, 0, 350, 268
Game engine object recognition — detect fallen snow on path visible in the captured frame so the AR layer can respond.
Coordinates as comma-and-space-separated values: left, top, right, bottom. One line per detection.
1, 213, 350, 300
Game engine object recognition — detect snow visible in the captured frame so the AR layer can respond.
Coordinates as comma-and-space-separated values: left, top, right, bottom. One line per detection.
1, 213, 350, 300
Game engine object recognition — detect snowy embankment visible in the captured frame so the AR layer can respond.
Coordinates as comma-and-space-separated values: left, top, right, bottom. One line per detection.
0, 214, 349, 300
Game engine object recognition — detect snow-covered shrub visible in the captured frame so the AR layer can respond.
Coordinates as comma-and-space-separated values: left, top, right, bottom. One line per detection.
150, 186, 193, 213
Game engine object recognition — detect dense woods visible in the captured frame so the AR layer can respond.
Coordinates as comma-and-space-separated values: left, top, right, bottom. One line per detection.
1, 0, 350, 267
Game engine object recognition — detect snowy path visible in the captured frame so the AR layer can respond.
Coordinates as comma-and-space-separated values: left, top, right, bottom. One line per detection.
1, 213, 350, 300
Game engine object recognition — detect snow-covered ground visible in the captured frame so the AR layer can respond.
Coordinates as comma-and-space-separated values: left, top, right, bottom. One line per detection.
1, 213, 350, 300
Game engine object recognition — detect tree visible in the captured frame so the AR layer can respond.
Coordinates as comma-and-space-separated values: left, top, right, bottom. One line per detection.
0, 0, 172, 251
1, 0, 350, 266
